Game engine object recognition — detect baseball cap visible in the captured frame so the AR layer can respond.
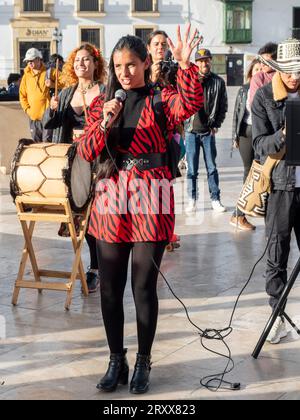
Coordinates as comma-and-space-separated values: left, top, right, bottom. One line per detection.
23, 48, 43, 62
195, 48, 212, 61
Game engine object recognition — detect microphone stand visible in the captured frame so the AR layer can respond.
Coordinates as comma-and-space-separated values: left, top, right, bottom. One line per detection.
252, 256, 300, 359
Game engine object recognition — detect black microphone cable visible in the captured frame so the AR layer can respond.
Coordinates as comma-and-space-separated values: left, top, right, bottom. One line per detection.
102, 111, 242, 392
103, 107, 240, 390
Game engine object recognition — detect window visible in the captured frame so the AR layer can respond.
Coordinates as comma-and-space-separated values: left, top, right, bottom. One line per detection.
132, 0, 159, 14
134, 0, 153, 12
77, 0, 104, 14
81, 28, 100, 48
293, 8, 300, 39
79, 0, 99, 12
135, 27, 155, 44
23, 0, 43, 11
212, 54, 226, 75
224, 1, 252, 44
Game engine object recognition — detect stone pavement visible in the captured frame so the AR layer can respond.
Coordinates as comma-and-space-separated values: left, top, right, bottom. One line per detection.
0, 87, 300, 400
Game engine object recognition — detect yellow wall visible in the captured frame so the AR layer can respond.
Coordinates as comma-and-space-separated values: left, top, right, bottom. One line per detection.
0, 101, 31, 174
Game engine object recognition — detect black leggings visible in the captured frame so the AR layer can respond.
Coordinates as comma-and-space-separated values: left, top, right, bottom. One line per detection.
85, 233, 98, 269
96, 240, 167, 355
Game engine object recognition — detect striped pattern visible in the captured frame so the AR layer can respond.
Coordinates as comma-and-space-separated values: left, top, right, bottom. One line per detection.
77, 64, 203, 243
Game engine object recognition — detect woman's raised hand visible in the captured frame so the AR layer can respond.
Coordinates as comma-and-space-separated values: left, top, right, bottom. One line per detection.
167, 24, 203, 69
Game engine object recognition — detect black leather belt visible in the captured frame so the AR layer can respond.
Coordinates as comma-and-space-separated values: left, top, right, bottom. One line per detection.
117, 153, 167, 171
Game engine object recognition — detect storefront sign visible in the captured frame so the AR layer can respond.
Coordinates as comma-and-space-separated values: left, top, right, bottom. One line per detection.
25, 28, 50, 37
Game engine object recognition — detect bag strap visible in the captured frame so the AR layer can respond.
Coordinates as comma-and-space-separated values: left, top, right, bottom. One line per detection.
262, 147, 286, 177
152, 90, 168, 141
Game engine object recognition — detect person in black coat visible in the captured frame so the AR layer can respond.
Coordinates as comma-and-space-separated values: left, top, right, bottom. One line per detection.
252, 38, 300, 344
184, 48, 228, 213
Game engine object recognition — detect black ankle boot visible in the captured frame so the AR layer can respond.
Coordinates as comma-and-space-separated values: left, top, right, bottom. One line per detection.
96, 349, 129, 392
130, 353, 152, 394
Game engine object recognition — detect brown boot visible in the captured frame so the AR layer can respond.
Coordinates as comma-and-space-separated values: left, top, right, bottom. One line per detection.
230, 215, 255, 231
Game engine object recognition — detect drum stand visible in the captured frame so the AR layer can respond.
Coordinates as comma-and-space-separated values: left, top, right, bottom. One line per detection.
12, 196, 91, 310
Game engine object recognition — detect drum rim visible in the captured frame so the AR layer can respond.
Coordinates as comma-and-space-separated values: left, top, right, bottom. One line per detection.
62, 142, 94, 212
10, 138, 35, 202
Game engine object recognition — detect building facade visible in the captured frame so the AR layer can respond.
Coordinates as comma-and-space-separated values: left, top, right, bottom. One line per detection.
0, 0, 299, 84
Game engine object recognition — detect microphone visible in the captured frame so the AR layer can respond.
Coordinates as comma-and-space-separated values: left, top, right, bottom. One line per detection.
104, 89, 127, 128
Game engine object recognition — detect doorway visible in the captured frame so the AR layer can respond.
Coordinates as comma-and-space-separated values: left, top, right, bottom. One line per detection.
226, 54, 244, 86
19, 42, 51, 71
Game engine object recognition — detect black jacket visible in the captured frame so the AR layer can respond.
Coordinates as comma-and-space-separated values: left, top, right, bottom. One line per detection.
252, 79, 295, 191
184, 72, 228, 132
43, 85, 77, 143
43, 83, 105, 143
232, 83, 249, 144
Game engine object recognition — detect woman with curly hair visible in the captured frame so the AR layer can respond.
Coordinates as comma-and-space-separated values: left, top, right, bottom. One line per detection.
43, 43, 106, 293
43, 43, 106, 143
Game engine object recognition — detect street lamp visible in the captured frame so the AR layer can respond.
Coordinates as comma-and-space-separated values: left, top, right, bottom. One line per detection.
52, 27, 63, 53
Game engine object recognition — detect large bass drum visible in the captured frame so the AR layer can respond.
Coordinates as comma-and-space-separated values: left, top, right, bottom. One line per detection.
10, 139, 93, 212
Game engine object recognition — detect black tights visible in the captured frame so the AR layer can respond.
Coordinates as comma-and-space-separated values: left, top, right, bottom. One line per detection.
85, 233, 98, 269
96, 240, 166, 355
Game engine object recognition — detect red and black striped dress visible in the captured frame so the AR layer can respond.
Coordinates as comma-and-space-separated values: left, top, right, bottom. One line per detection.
77, 64, 203, 243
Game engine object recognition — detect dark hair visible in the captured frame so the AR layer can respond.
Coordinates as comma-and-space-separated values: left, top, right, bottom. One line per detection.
258, 42, 278, 60
246, 58, 261, 82
7, 73, 21, 85
49, 53, 64, 64
147, 30, 169, 46
106, 35, 150, 101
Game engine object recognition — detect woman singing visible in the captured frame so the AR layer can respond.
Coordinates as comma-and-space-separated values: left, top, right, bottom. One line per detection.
77, 25, 204, 394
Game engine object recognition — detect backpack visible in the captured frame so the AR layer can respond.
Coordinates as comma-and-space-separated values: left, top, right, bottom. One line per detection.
152, 90, 185, 179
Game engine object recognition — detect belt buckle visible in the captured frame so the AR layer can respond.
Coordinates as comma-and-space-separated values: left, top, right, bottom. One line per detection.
136, 158, 145, 171
122, 156, 150, 170
123, 157, 135, 170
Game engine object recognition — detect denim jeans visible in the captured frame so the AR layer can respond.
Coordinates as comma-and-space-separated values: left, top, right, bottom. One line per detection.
185, 131, 220, 201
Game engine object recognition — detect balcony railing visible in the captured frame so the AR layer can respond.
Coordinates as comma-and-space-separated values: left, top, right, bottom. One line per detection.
23, 0, 43, 11
292, 28, 300, 39
79, 0, 99, 12
225, 28, 252, 44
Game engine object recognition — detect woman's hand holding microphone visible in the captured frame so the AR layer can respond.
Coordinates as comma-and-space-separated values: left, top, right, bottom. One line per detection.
100, 99, 123, 131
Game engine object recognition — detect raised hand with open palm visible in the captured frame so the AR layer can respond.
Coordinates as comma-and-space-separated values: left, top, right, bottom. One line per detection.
167, 24, 203, 69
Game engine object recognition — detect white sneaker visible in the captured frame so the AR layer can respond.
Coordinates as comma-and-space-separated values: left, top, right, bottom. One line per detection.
211, 200, 226, 213
185, 199, 197, 214
266, 317, 288, 344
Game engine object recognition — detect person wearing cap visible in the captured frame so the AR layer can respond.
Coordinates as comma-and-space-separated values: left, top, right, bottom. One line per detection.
19, 47, 62, 141
252, 38, 300, 345
184, 48, 228, 213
